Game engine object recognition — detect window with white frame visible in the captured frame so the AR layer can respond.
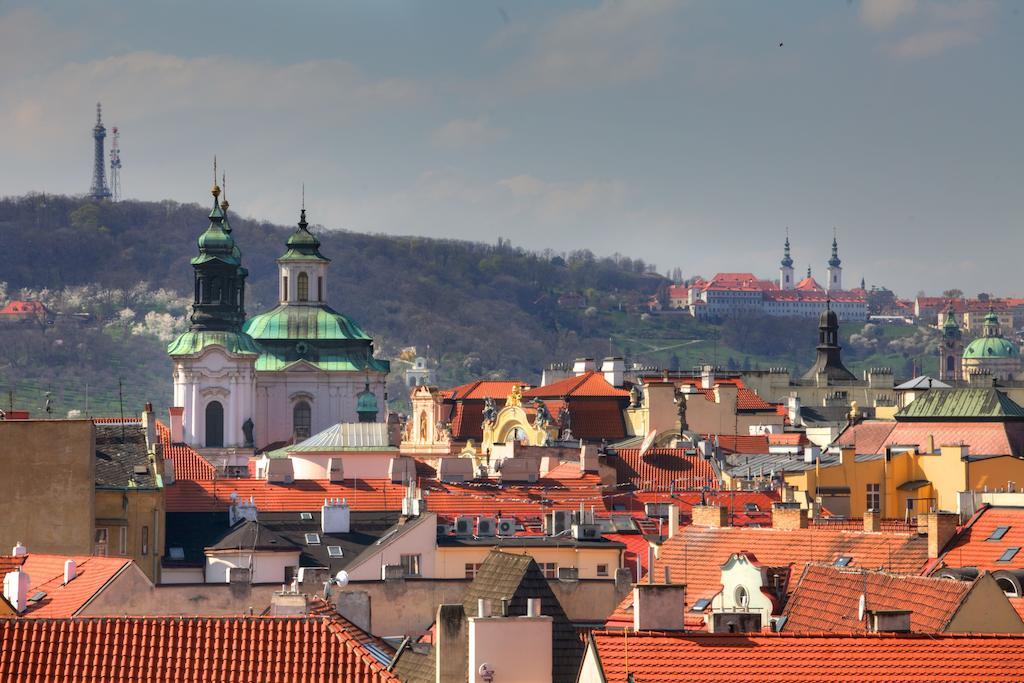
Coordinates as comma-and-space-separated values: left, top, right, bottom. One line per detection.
400, 554, 421, 577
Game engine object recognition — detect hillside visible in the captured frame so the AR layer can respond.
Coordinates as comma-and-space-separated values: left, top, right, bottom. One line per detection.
0, 194, 933, 417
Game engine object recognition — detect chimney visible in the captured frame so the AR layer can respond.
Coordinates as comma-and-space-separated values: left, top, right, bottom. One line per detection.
63, 559, 77, 584
168, 407, 185, 444
468, 601, 553, 683
572, 357, 596, 376
270, 588, 308, 616
692, 505, 728, 528
435, 604, 468, 683
11, 542, 26, 557
601, 357, 625, 387
713, 383, 738, 407
633, 584, 686, 631
526, 598, 542, 617
327, 457, 345, 483
923, 511, 959, 558
163, 458, 176, 485
321, 498, 350, 534
666, 504, 680, 539
772, 503, 808, 530
863, 509, 880, 533
803, 446, 820, 464
787, 393, 802, 427
229, 495, 258, 526
701, 365, 716, 390
3, 569, 29, 613
142, 402, 156, 453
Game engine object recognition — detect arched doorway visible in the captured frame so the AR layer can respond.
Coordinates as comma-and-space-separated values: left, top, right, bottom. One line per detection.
293, 401, 312, 440
205, 401, 224, 447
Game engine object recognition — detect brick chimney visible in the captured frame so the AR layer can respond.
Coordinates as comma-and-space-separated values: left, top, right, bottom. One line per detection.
435, 603, 468, 683
168, 407, 184, 444
692, 505, 728, 528
772, 503, 808, 530
923, 511, 959, 558
863, 509, 880, 533
667, 504, 680, 539
633, 584, 686, 631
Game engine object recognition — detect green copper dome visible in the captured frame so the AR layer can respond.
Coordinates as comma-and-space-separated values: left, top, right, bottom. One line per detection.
280, 209, 329, 262
243, 304, 371, 341
167, 330, 261, 357
192, 203, 240, 266
356, 389, 379, 413
963, 337, 1019, 360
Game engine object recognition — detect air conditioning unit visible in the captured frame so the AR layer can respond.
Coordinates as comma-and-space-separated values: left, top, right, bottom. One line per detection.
572, 523, 601, 540
455, 516, 474, 536
436, 524, 454, 537
476, 517, 496, 537
496, 518, 516, 536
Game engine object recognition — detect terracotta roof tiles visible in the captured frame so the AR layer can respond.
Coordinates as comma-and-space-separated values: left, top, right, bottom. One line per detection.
609, 448, 718, 490
156, 422, 216, 481
523, 371, 631, 399
0, 554, 130, 618
935, 505, 1024, 572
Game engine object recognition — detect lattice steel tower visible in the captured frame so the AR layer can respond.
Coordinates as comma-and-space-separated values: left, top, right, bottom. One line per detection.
89, 102, 111, 200
109, 125, 122, 202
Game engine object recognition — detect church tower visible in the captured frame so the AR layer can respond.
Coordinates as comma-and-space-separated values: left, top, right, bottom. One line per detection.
167, 174, 259, 450
801, 300, 856, 383
938, 307, 963, 381
779, 235, 794, 290
827, 236, 842, 291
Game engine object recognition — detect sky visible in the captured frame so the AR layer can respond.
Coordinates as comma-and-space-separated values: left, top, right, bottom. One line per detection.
1, 0, 1022, 297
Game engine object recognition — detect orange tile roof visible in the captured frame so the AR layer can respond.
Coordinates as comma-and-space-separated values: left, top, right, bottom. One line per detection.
443, 380, 525, 401
836, 421, 1024, 456
0, 554, 131, 618
559, 400, 627, 440
0, 615, 398, 681
934, 505, 1024, 572
607, 524, 928, 625
587, 631, 1024, 682
766, 432, 809, 446
609, 448, 718, 490
705, 433, 770, 454
781, 563, 974, 633
156, 421, 216, 481
524, 371, 631, 399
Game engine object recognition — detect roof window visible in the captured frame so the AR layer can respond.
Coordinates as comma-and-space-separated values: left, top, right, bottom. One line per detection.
744, 503, 760, 512
305, 533, 321, 545
691, 598, 711, 612
998, 547, 1020, 563
168, 547, 185, 560
327, 546, 344, 558
988, 526, 1010, 541
834, 556, 853, 567
300, 512, 313, 520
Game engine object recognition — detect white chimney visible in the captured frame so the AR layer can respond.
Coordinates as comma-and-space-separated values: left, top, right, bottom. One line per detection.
572, 358, 596, 376
168, 407, 184, 443
63, 559, 77, 584
787, 394, 802, 427
601, 357, 625, 387
11, 542, 26, 557
527, 598, 542, 617
143, 402, 156, 452
667, 504, 679, 539
321, 498, 351, 534
633, 584, 686, 631
3, 569, 30, 613
803, 446, 820, 464
478, 598, 492, 618
701, 365, 716, 390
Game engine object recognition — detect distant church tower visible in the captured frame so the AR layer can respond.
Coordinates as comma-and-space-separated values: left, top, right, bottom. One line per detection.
938, 307, 963, 381
827, 236, 842, 291
779, 235, 794, 290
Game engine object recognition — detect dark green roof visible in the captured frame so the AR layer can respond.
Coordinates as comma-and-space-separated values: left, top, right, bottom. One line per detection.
279, 209, 329, 262
964, 337, 1019, 359
191, 202, 240, 266
167, 330, 261, 357
896, 388, 1024, 421
243, 304, 371, 342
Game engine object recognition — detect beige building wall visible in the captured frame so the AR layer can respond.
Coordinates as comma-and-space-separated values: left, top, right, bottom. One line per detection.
0, 420, 95, 555
95, 488, 164, 584
435, 545, 622, 580
946, 574, 1024, 633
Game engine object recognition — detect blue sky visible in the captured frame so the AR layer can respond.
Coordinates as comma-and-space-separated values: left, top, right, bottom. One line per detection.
1, 0, 1021, 296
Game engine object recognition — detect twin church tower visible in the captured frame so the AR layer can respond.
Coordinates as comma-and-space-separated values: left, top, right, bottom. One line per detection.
778, 235, 844, 292
167, 176, 389, 452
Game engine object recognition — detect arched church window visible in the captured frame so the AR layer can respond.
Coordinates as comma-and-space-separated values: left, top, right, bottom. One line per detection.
297, 272, 309, 302
282, 275, 288, 301
196, 278, 204, 303
293, 401, 312, 440
946, 356, 955, 373
205, 401, 224, 448
317, 276, 323, 302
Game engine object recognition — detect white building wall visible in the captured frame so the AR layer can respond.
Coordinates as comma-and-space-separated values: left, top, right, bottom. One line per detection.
289, 451, 396, 480
205, 551, 299, 584
344, 514, 438, 581
173, 347, 257, 449
469, 616, 552, 683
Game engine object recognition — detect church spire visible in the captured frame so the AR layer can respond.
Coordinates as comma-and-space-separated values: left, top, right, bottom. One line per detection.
828, 231, 841, 268
781, 231, 793, 268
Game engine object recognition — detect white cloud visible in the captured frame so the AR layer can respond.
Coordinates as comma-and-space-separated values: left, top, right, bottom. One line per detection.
430, 117, 507, 150
889, 29, 976, 59
859, 0, 917, 31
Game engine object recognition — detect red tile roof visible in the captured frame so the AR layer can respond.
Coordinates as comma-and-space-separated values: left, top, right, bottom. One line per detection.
766, 432, 809, 446
781, 563, 975, 633
933, 505, 1024, 572
156, 421, 216, 481
442, 380, 524, 401
586, 631, 1024, 682
600, 491, 779, 526
523, 371, 631, 398
607, 524, 928, 625
609, 448, 718, 490
558, 400, 626, 440
0, 554, 131, 618
0, 615, 398, 681
836, 420, 1024, 456
705, 433, 770, 454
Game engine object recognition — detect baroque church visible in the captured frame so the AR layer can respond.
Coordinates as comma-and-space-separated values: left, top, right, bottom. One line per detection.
167, 179, 389, 453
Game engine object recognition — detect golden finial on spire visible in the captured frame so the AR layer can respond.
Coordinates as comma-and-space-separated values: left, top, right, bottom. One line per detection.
212, 156, 221, 198
220, 171, 229, 210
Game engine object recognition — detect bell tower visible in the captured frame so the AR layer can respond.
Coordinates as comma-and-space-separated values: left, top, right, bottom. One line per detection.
827, 234, 842, 291
938, 307, 963, 381
779, 233, 794, 290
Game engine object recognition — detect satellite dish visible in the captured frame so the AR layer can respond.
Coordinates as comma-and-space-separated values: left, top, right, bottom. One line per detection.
334, 570, 349, 588
858, 593, 866, 621
638, 429, 658, 458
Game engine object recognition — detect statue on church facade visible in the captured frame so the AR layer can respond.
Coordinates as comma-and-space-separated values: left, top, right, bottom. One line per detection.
242, 418, 255, 448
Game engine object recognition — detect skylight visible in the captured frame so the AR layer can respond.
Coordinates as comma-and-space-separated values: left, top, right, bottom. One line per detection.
305, 533, 321, 545
327, 546, 343, 558
168, 547, 185, 560
28, 591, 46, 603
988, 526, 1011, 541
744, 502, 760, 512
691, 598, 711, 612
834, 556, 853, 567
300, 512, 313, 520
998, 547, 1020, 563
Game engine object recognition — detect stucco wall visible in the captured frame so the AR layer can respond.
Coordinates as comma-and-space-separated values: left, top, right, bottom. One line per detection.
290, 451, 395, 480
95, 487, 164, 583
435, 545, 622, 580
0, 419, 95, 555
469, 616, 552, 683
947, 574, 1024, 633
344, 514, 438, 581
205, 550, 299, 584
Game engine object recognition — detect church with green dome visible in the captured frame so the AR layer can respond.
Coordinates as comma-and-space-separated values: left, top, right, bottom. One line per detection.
168, 180, 390, 453
960, 309, 1020, 381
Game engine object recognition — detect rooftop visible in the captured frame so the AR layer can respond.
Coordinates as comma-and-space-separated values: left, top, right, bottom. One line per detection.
934, 505, 1024, 572
0, 554, 131, 617
94, 423, 159, 489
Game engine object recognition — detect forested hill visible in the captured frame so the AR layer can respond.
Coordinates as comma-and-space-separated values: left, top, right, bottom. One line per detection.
0, 193, 670, 414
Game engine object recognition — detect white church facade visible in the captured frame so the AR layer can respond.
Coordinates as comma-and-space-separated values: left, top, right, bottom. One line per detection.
167, 181, 389, 454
